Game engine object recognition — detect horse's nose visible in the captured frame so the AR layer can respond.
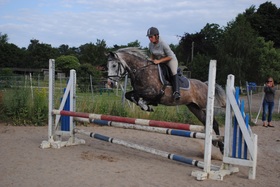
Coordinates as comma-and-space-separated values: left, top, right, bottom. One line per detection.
107, 79, 115, 88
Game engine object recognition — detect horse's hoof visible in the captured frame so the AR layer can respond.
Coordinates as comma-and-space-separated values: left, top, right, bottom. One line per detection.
147, 106, 154, 112
218, 141, 224, 155
140, 106, 154, 112
212, 141, 219, 147
140, 106, 148, 111
138, 101, 148, 111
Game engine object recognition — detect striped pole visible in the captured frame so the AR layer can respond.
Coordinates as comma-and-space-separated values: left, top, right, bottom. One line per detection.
53, 110, 205, 132
75, 128, 220, 171
75, 117, 223, 141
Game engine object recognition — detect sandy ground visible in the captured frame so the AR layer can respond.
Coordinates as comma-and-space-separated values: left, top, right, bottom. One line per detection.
0, 118, 279, 187
1, 90, 280, 187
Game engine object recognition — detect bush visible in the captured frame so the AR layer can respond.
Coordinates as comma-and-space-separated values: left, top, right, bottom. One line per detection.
2, 87, 48, 125
31, 88, 48, 125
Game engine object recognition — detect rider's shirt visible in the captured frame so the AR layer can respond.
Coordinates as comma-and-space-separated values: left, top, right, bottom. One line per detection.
148, 37, 177, 60
148, 37, 178, 75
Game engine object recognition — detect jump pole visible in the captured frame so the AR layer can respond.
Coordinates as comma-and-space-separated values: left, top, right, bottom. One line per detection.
74, 128, 220, 171
52, 109, 205, 132
74, 117, 223, 141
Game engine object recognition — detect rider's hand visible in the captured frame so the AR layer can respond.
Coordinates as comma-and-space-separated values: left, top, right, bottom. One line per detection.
153, 59, 160, 64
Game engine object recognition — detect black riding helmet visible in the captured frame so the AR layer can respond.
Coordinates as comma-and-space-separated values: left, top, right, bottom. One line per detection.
147, 27, 159, 37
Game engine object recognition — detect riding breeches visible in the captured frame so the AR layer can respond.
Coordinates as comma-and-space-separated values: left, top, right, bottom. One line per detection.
166, 58, 178, 76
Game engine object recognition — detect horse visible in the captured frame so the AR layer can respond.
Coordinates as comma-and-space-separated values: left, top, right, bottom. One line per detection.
107, 47, 226, 154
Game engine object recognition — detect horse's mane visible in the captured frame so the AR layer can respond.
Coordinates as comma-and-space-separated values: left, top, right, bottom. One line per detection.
116, 47, 149, 61
114, 47, 151, 71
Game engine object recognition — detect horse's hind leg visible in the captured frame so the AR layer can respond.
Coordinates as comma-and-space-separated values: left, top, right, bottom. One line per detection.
187, 103, 224, 154
213, 119, 224, 154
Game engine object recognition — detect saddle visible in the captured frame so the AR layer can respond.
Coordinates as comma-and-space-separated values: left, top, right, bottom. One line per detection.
158, 64, 190, 90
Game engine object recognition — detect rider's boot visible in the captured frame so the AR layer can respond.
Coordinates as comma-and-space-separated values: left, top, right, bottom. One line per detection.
171, 74, 180, 100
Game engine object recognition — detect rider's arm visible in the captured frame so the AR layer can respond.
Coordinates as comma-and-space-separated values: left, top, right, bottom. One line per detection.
153, 42, 173, 64
150, 54, 155, 60
153, 56, 172, 64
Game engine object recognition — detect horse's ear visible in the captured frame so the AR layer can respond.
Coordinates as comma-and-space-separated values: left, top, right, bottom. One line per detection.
106, 51, 116, 58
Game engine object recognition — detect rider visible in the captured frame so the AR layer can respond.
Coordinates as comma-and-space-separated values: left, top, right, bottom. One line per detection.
147, 27, 180, 100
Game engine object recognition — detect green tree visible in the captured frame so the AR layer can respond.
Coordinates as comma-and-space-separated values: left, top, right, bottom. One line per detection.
55, 55, 80, 76
77, 63, 102, 92
127, 40, 141, 48
0, 32, 9, 45
257, 38, 280, 82
25, 39, 59, 68
177, 23, 223, 76
78, 39, 107, 66
0, 43, 25, 67
216, 14, 260, 85
199, 23, 224, 57
245, 2, 280, 48
191, 54, 211, 81
57, 44, 80, 57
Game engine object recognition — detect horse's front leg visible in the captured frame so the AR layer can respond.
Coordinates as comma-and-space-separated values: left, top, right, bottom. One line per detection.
125, 91, 138, 103
125, 91, 154, 112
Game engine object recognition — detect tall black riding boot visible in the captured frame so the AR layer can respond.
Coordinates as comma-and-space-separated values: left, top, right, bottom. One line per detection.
171, 74, 180, 100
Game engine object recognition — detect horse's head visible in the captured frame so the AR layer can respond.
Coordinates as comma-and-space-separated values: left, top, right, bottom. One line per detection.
107, 47, 152, 83
107, 51, 126, 82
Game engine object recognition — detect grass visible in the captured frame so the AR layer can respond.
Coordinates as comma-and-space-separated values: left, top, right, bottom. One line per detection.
0, 78, 226, 126
51, 87, 211, 126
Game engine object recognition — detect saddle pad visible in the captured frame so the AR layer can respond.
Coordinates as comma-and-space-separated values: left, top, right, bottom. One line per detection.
158, 65, 190, 90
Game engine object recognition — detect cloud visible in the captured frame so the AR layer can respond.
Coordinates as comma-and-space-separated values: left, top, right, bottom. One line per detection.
0, 0, 279, 48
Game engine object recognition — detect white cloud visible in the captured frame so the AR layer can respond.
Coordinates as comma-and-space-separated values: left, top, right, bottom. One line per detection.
0, 0, 279, 48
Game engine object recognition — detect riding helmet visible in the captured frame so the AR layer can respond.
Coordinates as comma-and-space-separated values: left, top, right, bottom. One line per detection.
147, 27, 159, 36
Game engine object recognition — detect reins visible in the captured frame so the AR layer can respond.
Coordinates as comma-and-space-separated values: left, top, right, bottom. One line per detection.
131, 59, 154, 77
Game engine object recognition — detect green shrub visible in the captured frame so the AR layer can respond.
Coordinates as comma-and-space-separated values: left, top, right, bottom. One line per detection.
2, 88, 30, 125
31, 88, 48, 126
2, 87, 48, 125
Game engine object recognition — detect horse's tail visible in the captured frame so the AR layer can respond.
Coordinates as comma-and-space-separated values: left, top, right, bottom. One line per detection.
205, 82, 226, 108
214, 83, 226, 107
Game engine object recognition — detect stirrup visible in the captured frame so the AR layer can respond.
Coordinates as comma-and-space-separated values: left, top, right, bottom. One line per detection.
173, 92, 180, 100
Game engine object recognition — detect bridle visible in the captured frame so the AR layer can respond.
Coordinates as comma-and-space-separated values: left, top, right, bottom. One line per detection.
108, 53, 154, 81
107, 54, 127, 81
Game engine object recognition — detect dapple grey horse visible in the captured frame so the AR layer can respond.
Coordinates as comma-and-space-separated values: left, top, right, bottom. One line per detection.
107, 47, 226, 153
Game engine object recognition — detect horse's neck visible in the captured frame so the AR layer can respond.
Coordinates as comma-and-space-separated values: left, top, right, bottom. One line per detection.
124, 58, 146, 70
128, 61, 160, 85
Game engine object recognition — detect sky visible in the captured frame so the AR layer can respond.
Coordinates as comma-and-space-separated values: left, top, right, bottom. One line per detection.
0, 0, 279, 48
